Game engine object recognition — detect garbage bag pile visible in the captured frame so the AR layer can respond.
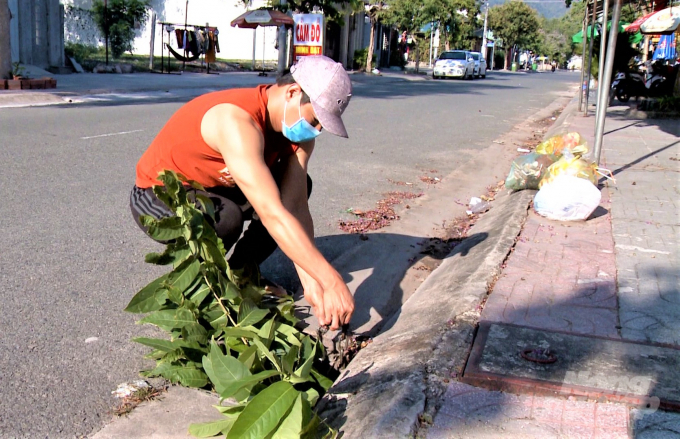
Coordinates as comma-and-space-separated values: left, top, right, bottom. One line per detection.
504, 132, 602, 221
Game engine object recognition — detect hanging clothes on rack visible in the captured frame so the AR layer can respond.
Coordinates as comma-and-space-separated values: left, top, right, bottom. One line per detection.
195, 29, 206, 55
205, 28, 220, 63
175, 29, 185, 49
186, 31, 200, 56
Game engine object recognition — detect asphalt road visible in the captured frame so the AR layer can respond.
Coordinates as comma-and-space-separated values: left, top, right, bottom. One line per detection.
0, 70, 577, 437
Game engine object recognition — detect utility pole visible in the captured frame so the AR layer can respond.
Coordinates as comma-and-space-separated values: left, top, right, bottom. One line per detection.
429, 21, 434, 67
481, 1, 489, 60
277, 0, 288, 73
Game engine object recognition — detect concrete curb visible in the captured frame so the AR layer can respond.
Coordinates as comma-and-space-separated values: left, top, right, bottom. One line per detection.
317, 189, 535, 438
316, 96, 582, 438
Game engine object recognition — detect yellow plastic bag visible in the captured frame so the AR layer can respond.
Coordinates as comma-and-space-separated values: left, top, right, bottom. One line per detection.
536, 132, 588, 157
538, 152, 598, 188
505, 153, 559, 190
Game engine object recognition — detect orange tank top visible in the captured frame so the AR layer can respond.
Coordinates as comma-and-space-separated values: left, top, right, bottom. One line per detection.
135, 85, 298, 188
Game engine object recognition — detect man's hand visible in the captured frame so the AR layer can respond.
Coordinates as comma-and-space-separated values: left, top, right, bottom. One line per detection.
321, 278, 355, 330
302, 280, 326, 325
301, 272, 354, 330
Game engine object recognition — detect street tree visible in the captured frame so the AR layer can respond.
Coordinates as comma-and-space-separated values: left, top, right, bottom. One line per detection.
430, 0, 480, 52
272, 0, 352, 21
488, 0, 541, 68
0, 0, 11, 79
365, 2, 388, 72
382, 0, 430, 71
92, 0, 150, 59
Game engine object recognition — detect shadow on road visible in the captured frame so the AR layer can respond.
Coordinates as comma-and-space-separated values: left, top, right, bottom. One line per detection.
45, 70, 563, 110
261, 231, 488, 337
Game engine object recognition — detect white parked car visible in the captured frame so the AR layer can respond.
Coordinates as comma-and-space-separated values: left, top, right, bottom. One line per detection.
470, 52, 487, 78
433, 50, 475, 80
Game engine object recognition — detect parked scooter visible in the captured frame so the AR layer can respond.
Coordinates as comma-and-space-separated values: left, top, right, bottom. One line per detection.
612, 61, 674, 102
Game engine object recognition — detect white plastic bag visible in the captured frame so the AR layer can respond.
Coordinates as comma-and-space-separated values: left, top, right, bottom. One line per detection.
533, 175, 601, 221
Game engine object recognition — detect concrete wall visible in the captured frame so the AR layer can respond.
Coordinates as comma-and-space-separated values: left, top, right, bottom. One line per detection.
62, 0, 280, 61
9, 0, 64, 67
61, 0, 369, 66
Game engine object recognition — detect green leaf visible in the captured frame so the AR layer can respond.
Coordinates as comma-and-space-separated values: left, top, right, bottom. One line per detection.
214, 405, 245, 415
194, 193, 216, 220
189, 284, 212, 307
125, 273, 171, 313
189, 418, 236, 438
226, 381, 299, 439
203, 341, 251, 396
219, 370, 281, 400
238, 345, 259, 369
167, 258, 201, 294
276, 324, 302, 347
221, 327, 261, 340
139, 308, 196, 331
173, 367, 209, 388
147, 215, 186, 242
133, 337, 183, 352
237, 299, 270, 328
253, 338, 281, 373
257, 318, 277, 349
311, 369, 334, 392
302, 388, 319, 407
167, 285, 184, 305
220, 277, 241, 301
182, 323, 209, 345
149, 362, 207, 387
271, 394, 311, 439
300, 414, 322, 439
281, 346, 299, 376
241, 284, 265, 303
201, 240, 227, 271
293, 342, 316, 380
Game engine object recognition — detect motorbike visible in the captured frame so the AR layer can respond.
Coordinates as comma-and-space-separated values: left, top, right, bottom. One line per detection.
612, 61, 674, 102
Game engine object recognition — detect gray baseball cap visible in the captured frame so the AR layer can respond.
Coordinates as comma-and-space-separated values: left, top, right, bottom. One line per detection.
291, 55, 352, 138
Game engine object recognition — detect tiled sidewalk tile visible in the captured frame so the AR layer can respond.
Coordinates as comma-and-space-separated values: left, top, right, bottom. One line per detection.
561, 400, 596, 427
430, 381, 636, 439
530, 396, 565, 422
595, 403, 629, 429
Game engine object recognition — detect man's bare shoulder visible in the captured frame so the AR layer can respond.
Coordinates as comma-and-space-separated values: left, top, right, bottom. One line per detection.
201, 103, 262, 152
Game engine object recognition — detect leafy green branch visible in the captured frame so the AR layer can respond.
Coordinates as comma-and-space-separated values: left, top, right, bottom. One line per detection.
126, 170, 336, 438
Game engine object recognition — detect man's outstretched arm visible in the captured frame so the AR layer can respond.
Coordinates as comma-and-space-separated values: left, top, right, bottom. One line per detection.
201, 104, 354, 329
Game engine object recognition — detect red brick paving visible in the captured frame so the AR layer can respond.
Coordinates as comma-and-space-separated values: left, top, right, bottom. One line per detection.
480, 187, 620, 338
427, 382, 630, 438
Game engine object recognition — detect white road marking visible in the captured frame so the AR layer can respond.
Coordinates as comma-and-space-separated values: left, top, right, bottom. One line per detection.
81, 129, 144, 140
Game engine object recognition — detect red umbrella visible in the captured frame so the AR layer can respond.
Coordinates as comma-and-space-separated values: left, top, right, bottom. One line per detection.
231, 9, 294, 29
640, 7, 680, 35
625, 11, 656, 33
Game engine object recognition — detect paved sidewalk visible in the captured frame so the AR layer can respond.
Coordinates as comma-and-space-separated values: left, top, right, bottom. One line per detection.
429, 104, 680, 437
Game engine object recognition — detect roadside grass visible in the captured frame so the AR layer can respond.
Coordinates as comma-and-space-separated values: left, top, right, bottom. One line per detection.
67, 45, 278, 73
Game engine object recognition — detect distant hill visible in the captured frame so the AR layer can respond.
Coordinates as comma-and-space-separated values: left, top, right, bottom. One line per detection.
488, 0, 570, 19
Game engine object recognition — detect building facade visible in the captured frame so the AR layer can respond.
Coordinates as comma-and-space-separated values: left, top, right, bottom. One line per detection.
8, 0, 65, 68
61, 0, 372, 69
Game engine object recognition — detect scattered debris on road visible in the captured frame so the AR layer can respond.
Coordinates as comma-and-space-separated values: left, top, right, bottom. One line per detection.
420, 176, 441, 185
339, 191, 423, 233
111, 381, 166, 417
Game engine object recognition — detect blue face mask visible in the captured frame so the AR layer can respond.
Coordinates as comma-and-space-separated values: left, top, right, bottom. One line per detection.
282, 98, 321, 143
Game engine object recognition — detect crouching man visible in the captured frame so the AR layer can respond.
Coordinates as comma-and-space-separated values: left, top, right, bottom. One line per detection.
130, 56, 354, 330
